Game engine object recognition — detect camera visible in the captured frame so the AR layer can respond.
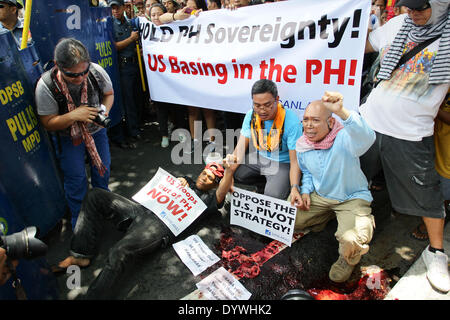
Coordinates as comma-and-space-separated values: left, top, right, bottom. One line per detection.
0, 227, 47, 260
93, 104, 111, 128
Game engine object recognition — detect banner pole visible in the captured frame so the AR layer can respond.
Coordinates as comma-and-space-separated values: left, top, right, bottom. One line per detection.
136, 42, 146, 92
20, 0, 32, 50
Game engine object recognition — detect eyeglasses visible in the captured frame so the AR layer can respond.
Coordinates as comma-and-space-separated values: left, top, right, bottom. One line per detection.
60, 65, 90, 78
408, 2, 431, 11
253, 100, 276, 111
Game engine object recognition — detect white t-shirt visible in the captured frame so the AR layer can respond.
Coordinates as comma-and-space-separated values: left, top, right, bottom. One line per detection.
359, 14, 450, 141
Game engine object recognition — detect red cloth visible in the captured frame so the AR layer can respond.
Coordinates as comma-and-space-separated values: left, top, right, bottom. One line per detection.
55, 69, 107, 176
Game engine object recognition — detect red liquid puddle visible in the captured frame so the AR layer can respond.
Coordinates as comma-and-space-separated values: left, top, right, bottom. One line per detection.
220, 231, 305, 280
307, 268, 391, 300
216, 228, 391, 300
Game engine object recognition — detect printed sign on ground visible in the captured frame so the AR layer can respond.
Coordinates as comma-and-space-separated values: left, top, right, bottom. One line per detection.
172, 235, 220, 276
230, 187, 297, 246
132, 167, 207, 236
196, 267, 252, 300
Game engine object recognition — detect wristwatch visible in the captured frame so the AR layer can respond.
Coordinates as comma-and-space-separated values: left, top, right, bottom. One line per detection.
291, 184, 300, 191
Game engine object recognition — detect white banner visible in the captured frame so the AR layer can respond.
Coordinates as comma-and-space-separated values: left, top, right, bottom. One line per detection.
132, 167, 207, 236
172, 235, 220, 276
230, 187, 297, 246
139, 0, 370, 118
196, 267, 252, 300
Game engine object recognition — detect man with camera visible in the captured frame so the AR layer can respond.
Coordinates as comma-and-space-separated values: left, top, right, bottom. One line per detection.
35, 38, 114, 229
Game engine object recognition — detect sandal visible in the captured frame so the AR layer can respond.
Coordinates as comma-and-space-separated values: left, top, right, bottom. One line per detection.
411, 223, 428, 241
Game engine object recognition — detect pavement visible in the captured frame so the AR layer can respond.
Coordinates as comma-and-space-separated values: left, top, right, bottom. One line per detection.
384, 222, 450, 300
44, 114, 450, 300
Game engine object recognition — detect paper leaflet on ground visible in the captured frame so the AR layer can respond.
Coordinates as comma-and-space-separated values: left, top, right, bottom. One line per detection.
230, 187, 297, 246
132, 167, 207, 236
172, 235, 220, 276
195, 267, 252, 300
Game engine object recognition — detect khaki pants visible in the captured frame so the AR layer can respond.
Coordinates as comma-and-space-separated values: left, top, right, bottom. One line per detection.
294, 192, 375, 265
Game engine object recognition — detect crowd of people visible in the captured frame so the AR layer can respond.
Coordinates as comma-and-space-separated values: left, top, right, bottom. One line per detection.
0, 0, 449, 298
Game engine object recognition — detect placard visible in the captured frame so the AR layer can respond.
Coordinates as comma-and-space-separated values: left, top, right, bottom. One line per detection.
132, 168, 207, 236
230, 187, 297, 246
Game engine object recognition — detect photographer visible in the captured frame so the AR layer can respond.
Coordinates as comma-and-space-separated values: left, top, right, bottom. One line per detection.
35, 38, 114, 230
0, 248, 18, 286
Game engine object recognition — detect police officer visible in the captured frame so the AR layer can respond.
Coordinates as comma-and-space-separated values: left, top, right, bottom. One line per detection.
0, 0, 31, 48
109, 0, 144, 145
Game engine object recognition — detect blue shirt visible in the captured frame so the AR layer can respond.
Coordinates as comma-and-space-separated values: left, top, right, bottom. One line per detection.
297, 111, 375, 203
112, 16, 138, 58
241, 108, 302, 163
0, 18, 33, 48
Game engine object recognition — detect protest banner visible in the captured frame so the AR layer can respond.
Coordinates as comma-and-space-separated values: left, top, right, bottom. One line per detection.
230, 187, 296, 246
132, 168, 207, 236
138, 0, 370, 118
172, 235, 220, 276
196, 267, 252, 300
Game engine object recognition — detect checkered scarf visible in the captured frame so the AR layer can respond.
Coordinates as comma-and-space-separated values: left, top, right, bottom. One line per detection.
377, 10, 450, 84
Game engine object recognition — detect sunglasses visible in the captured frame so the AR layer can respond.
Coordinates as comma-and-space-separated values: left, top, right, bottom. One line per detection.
409, 2, 431, 11
60, 65, 90, 78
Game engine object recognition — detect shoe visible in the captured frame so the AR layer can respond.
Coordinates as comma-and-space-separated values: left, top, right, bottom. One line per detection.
161, 136, 169, 148
329, 255, 355, 283
422, 246, 450, 293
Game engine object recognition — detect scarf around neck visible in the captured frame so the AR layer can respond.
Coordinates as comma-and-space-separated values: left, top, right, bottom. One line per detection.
250, 102, 286, 152
377, 6, 450, 85
55, 67, 107, 177
296, 119, 344, 153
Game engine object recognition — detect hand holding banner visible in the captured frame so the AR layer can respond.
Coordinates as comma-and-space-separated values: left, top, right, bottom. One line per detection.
139, 0, 370, 118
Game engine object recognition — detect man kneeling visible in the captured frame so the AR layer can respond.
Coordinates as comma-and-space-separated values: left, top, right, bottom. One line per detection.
291, 92, 376, 283
54, 155, 236, 299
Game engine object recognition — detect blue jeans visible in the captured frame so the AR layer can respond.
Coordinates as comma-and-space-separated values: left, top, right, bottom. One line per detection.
54, 128, 111, 227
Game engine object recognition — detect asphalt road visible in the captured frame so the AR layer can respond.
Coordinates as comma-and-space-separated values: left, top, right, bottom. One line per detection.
45, 114, 430, 300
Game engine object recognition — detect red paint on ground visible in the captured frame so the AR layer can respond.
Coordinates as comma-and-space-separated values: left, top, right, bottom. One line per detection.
220, 232, 305, 280
307, 268, 391, 300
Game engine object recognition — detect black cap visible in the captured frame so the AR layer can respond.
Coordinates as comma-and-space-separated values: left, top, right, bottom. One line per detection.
108, 0, 124, 6
395, 0, 430, 9
0, 0, 23, 9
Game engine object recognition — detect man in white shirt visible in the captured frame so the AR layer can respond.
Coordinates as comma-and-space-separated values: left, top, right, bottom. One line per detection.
360, 0, 450, 293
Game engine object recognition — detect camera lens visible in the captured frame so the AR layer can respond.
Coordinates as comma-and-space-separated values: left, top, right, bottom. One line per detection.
0, 227, 48, 260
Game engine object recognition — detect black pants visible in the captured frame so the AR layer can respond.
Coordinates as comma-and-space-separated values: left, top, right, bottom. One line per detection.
71, 188, 174, 299
156, 102, 186, 137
